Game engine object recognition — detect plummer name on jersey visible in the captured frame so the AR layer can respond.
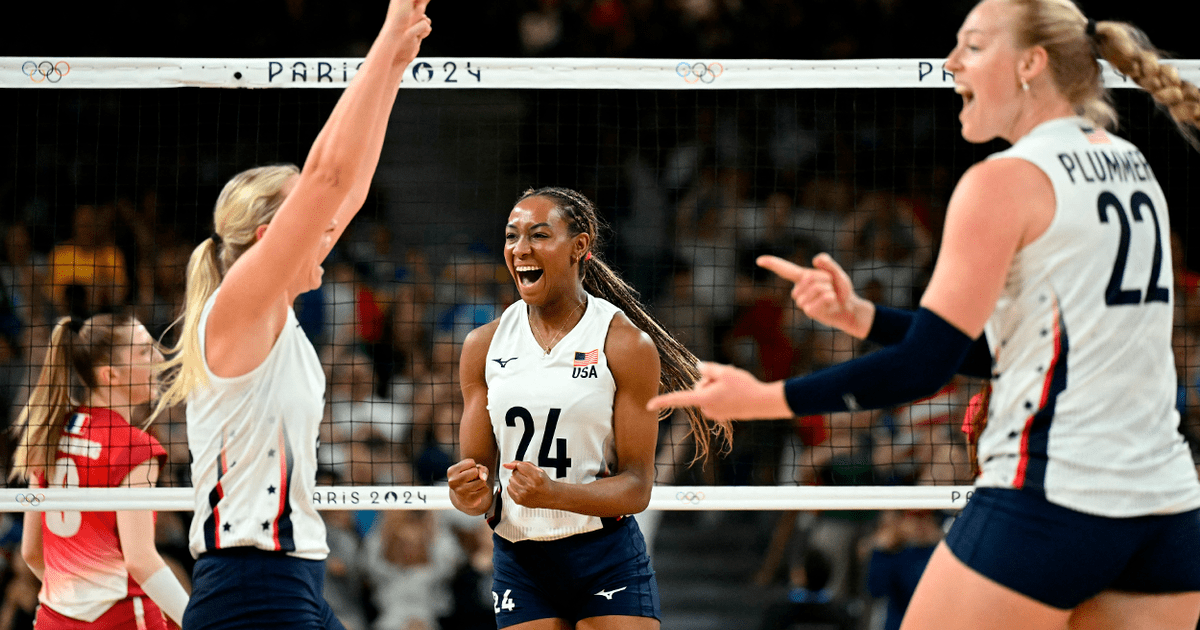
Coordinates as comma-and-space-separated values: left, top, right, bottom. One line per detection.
1056, 149, 1155, 185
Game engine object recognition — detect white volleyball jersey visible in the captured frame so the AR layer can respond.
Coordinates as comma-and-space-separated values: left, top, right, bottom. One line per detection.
977, 117, 1200, 517
486, 293, 622, 541
187, 290, 329, 559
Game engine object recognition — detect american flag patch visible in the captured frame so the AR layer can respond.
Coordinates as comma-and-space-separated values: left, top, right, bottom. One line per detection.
1082, 126, 1110, 144
574, 350, 599, 367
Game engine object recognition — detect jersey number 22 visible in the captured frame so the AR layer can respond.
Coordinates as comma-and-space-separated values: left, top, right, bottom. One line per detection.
1098, 190, 1170, 307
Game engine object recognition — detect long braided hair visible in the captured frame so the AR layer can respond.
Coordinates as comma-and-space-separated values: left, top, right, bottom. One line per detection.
516, 187, 732, 460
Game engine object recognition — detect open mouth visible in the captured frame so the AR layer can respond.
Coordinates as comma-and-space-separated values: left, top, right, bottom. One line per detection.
516, 265, 544, 287
954, 84, 975, 108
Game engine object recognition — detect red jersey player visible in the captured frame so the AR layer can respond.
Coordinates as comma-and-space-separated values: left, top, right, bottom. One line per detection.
10, 314, 188, 628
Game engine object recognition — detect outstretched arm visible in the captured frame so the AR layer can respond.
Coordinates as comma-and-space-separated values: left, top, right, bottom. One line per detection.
649, 158, 1045, 420
758, 254, 993, 378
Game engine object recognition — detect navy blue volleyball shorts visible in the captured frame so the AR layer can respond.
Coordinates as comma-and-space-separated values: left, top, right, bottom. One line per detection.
946, 487, 1200, 609
182, 547, 346, 630
491, 516, 661, 628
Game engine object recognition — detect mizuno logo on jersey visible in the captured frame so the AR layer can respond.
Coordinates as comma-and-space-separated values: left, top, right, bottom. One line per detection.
595, 586, 627, 600
493, 357, 519, 368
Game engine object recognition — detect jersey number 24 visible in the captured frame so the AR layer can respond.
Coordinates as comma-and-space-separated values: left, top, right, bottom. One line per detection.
505, 406, 573, 478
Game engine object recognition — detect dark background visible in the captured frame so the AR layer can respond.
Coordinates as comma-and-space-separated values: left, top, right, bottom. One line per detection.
3, 1, 1193, 61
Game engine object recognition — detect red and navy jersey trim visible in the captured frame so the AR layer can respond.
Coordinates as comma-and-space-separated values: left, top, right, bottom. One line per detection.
203, 440, 229, 550
1014, 304, 1070, 494
272, 427, 296, 552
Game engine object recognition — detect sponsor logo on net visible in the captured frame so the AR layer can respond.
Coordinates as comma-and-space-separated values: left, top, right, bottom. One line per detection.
14, 492, 47, 506
22, 61, 70, 83
675, 490, 706, 504
677, 62, 723, 84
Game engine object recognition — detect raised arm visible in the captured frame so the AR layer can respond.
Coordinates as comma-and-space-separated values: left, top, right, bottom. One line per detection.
207, 0, 432, 366
504, 315, 659, 517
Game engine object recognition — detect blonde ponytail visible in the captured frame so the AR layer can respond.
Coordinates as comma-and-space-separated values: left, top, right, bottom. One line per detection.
153, 237, 223, 417
10, 314, 134, 481
151, 164, 299, 418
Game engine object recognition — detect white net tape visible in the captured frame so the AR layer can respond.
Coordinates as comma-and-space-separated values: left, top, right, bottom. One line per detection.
3, 56, 1198, 90
5, 485, 978, 512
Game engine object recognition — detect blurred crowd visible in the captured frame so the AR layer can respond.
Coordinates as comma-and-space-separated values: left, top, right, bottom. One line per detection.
8, 1, 1187, 62
6, 0, 969, 60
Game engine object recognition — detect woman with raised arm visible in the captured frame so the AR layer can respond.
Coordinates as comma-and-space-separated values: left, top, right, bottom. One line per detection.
150, 2, 432, 628
650, 1, 1200, 628
12, 314, 188, 629
447, 187, 728, 630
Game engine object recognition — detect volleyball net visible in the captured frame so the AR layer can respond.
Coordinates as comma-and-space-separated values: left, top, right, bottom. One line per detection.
2, 57, 1198, 513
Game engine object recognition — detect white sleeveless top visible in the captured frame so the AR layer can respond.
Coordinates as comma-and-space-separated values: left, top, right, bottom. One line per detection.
187, 290, 329, 559
486, 293, 622, 541
977, 117, 1200, 517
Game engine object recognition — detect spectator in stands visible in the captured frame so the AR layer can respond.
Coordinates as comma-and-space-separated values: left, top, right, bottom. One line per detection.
840, 191, 933, 310
0, 544, 38, 630
433, 250, 503, 346
438, 511, 496, 630
320, 491, 368, 630
410, 333, 459, 484
864, 510, 944, 630
136, 238, 190, 342
48, 203, 129, 318
759, 548, 856, 630
376, 282, 432, 400
362, 511, 461, 630
0, 223, 51, 346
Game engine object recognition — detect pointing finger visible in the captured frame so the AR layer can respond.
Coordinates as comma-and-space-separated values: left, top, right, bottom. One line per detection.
647, 390, 707, 411
757, 255, 809, 283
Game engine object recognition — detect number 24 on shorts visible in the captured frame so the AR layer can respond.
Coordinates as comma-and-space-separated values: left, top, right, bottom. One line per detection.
493, 589, 516, 613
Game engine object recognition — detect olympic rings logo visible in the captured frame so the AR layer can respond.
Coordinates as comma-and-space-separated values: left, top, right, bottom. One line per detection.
675, 490, 706, 504
676, 62, 723, 84
14, 492, 47, 506
22, 61, 71, 84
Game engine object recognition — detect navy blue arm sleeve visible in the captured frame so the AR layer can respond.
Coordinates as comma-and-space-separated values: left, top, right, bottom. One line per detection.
867, 305, 993, 379
784, 307, 975, 416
